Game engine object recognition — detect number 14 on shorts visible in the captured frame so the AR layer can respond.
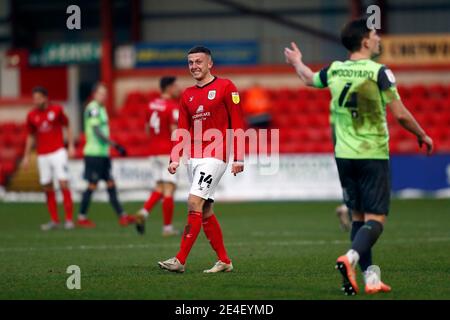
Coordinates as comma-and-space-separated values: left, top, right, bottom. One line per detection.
198, 171, 213, 190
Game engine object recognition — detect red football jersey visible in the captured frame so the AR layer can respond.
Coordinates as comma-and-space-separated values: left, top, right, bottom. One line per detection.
26, 104, 69, 155
146, 97, 179, 155
172, 77, 245, 162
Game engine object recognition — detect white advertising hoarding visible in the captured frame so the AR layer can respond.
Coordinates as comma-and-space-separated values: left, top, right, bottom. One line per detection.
65, 155, 342, 201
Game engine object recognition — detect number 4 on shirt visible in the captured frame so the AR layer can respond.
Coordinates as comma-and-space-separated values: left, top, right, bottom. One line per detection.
338, 82, 358, 118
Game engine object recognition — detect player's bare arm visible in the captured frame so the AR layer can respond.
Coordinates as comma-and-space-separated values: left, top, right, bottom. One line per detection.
388, 99, 433, 155
66, 124, 76, 158
21, 134, 34, 169
284, 42, 315, 86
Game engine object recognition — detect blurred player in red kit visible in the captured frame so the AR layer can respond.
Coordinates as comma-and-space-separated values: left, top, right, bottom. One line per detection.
158, 46, 245, 273
21, 86, 75, 231
135, 76, 182, 237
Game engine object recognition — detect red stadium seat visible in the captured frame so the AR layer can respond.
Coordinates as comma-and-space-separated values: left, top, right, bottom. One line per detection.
407, 97, 427, 113
396, 140, 418, 153
308, 114, 329, 127
437, 139, 450, 153
426, 84, 448, 99
107, 84, 449, 156
1, 160, 16, 176
316, 100, 330, 114
272, 113, 290, 128
397, 85, 410, 100
409, 84, 427, 100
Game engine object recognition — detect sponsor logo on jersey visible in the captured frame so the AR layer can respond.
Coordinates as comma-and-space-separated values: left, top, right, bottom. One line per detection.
189, 96, 194, 102
196, 105, 204, 113
193, 105, 210, 120
231, 92, 240, 104
89, 107, 99, 117
208, 90, 216, 100
47, 111, 55, 121
39, 120, 51, 132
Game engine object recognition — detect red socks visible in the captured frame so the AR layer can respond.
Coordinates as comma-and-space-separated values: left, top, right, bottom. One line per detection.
45, 190, 59, 223
61, 188, 73, 222
143, 191, 163, 212
176, 211, 202, 264
162, 196, 174, 226
203, 214, 231, 264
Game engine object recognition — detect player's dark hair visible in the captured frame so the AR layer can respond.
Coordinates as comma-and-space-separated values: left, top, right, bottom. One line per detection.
187, 46, 212, 58
32, 86, 48, 97
341, 17, 372, 53
92, 82, 107, 93
160, 76, 177, 92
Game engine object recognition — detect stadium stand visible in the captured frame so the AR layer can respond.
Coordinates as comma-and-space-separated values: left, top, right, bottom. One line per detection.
1, 84, 450, 186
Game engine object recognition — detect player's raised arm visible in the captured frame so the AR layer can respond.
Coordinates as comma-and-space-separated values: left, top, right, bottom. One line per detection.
284, 42, 315, 86
388, 99, 433, 155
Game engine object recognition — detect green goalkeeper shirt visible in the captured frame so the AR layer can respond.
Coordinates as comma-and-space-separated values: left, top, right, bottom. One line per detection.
313, 59, 400, 160
83, 100, 110, 157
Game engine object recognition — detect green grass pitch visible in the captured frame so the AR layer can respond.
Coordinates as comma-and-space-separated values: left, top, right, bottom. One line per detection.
0, 199, 449, 299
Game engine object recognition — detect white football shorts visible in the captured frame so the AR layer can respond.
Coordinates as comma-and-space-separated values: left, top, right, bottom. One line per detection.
149, 155, 177, 184
187, 157, 228, 201
37, 148, 69, 185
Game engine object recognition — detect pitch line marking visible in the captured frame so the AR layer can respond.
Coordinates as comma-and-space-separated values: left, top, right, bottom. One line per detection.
0, 237, 449, 253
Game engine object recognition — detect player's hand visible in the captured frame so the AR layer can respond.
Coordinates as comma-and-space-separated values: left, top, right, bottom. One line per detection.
20, 156, 30, 170
284, 42, 303, 66
114, 144, 127, 156
168, 162, 179, 175
68, 144, 76, 158
231, 162, 244, 176
418, 134, 433, 155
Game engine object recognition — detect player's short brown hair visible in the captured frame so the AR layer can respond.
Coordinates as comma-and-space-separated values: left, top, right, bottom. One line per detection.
188, 46, 212, 58
341, 17, 372, 53
32, 86, 48, 97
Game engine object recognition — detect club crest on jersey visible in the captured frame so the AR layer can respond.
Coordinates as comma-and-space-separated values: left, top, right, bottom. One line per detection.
384, 69, 396, 84
47, 111, 55, 121
208, 90, 216, 100
231, 92, 240, 104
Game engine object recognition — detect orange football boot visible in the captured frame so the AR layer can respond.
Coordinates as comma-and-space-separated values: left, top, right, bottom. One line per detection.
336, 255, 359, 295
365, 281, 392, 294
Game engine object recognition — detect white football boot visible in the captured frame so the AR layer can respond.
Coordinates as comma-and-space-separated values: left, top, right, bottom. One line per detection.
64, 220, 75, 230
162, 225, 180, 237
40, 221, 61, 231
158, 257, 185, 273
203, 260, 234, 273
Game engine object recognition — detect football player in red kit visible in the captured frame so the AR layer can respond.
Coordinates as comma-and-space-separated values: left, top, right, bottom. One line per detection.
21, 86, 75, 231
135, 76, 182, 237
158, 46, 245, 273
